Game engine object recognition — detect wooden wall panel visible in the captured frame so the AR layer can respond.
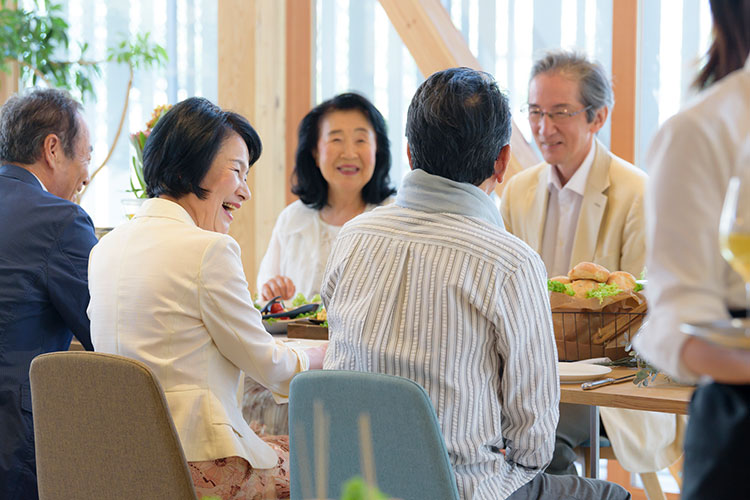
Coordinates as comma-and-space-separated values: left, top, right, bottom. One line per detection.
610, 0, 638, 164
0, 1, 19, 105
219, 0, 286, 294
285, 0, 313, 205
0, 62, 19, 105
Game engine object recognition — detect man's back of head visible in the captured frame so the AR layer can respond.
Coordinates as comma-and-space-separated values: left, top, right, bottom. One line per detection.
0, 87, 83, 166
0, 87, 90, 201
405, 67, 511, 186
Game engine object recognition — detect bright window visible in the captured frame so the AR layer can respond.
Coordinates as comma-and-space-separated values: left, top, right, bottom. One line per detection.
19, 0, 218, 228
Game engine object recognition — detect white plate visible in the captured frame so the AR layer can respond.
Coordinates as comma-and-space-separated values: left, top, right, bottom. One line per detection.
681, 319, 750, 350
558, 362, 612, 383
281, 338, 328, 349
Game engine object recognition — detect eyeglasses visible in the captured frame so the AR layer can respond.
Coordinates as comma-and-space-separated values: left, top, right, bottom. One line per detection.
522, 105, 591, 123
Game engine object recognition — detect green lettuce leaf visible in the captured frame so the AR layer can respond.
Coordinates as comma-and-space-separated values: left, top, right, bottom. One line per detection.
548, 279, 575, 296
586, 283, 623, 304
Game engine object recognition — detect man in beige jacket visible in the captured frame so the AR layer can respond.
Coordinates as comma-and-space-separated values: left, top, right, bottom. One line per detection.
501, 50, 684, 477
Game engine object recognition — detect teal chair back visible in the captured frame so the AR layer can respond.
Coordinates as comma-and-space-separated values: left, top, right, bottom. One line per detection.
288, 370, 459, 500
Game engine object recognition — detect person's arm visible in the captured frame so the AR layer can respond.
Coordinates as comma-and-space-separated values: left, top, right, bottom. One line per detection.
634, 113, 743, 383
682, 337, 750, 384
47, 207, 98, 351
257, 209, 298, 300
496, 253, 559, 470
199, 235, 319, 399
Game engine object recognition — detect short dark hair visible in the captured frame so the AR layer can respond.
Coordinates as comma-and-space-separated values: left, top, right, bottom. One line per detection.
405, 67, 511, 186
695, 0, 750, 89
530, 50, 614, 122
144, 97, 262, 199
0, 87, 82, 165
292, 92, 395, 210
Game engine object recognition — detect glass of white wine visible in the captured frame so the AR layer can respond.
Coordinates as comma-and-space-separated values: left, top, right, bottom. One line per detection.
719, 175, 750, 315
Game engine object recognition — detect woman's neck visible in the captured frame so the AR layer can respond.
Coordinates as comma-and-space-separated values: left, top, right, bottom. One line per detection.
320, 188, 367, 226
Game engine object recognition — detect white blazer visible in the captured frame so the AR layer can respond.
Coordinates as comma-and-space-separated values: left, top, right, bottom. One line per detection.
88, 198, 309, 468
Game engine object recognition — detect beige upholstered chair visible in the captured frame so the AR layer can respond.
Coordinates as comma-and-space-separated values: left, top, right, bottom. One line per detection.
29, 351, 197, 500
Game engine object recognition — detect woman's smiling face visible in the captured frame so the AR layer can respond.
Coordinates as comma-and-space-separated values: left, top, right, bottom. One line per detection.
313, 109, 377, 196
193, 131, 251, 233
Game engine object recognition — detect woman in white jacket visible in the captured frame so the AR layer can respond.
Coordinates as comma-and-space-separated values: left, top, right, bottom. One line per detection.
88, 97, 325, 500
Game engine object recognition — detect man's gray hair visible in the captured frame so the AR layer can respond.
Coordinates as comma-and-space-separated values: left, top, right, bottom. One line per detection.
530, 50, 614, 122
0, 87, 82, 165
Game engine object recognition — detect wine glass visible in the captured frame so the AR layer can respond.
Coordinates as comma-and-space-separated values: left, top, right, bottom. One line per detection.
719, 174, 750, 316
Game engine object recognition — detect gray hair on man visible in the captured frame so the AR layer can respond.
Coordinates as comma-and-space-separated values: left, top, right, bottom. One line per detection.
530, 50, 614, 122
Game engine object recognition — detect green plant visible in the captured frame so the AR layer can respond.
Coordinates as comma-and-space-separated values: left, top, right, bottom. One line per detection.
0, 0, 168, 201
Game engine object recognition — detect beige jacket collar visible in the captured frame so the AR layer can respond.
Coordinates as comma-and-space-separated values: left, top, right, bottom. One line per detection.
134, 197, 197, 227
569, 139, 611, 271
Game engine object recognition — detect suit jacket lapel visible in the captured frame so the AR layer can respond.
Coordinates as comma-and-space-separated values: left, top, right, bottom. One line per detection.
569, 140, 610, 270
526, 166, 550, 252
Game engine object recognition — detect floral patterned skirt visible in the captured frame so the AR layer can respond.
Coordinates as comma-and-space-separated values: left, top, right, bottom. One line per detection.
188, 434, 290, 500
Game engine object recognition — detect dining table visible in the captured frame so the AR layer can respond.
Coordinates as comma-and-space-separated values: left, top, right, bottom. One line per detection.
559, 365, 695, 479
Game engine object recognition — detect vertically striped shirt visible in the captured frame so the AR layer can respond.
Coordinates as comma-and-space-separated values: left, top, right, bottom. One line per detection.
322, 202, 559, 500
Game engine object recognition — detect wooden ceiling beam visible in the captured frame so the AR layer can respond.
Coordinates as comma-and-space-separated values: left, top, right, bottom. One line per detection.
378, 0, 539, 186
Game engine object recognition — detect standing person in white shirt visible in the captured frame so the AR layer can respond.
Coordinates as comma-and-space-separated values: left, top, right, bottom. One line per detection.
634, 1, 750, 498
500, 51, 684, 479
88, 97, 326, 500
322, 67, 629, 500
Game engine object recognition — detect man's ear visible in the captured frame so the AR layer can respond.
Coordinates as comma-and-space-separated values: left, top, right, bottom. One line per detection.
494, 144, 511, 184
406, 143, 414, 170
42, 133, 63, 169
589, 106, 608, 134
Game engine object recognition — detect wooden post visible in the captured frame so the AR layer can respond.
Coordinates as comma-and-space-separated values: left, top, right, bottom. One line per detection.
0, 1, 19, 104
610, 0, 638, 164
218, 0, 287, 294
285, 0, 313, 205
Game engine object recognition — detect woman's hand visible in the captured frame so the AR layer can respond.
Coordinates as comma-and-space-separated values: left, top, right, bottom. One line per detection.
304, 344, 328, 370
261, 275, 296, 301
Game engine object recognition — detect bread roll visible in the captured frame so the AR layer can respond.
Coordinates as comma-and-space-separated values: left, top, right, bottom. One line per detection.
568, 262, 610, 283
550, 275, 571, 284
569, 279, 600, 299
606, 271, 637, 292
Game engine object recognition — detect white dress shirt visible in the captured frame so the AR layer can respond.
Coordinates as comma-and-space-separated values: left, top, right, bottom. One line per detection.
88, 198, 308, 467
540, 141, 596, 277
634, 56, 750, 383
322, 170, 559, 500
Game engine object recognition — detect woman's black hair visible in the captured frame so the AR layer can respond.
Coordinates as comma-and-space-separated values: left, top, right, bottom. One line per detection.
694, 0, 750, 89
143, 97, 262, 199
291, 92, 395, 209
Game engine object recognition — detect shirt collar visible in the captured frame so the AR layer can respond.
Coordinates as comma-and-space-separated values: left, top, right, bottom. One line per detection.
30, 171, 49, 192
548, 140, 596, 196
396, 169, 505, 229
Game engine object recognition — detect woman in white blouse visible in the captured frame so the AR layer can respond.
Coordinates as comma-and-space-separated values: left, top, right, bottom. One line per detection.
257, 93, 395, 301
88, 97, 325, 500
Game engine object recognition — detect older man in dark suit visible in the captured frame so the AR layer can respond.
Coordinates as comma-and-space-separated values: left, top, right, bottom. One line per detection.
0, 88, 96, 500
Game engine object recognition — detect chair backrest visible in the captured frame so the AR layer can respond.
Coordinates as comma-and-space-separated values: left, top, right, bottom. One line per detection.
29, 351, 197, 500
288, 370, 459, 500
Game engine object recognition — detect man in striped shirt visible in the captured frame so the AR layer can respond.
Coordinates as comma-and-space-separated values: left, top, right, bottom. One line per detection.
322, 68, 629, 500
